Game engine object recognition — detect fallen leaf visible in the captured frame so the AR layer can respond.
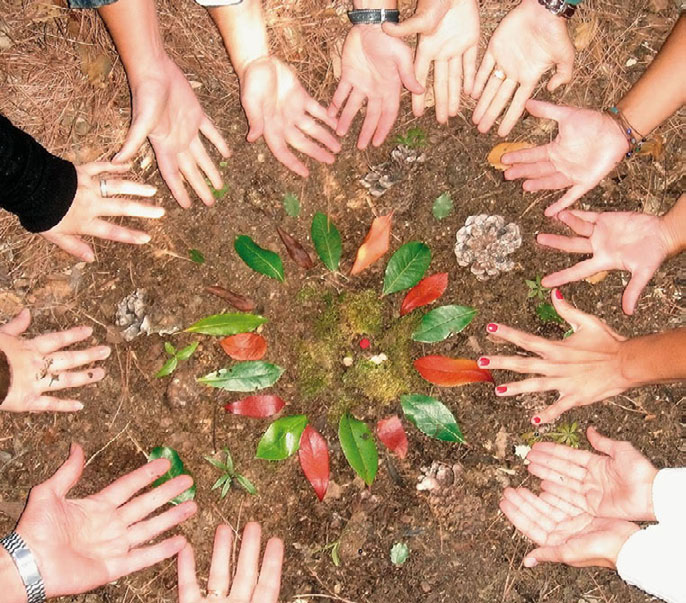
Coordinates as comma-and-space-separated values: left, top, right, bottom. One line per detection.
205, 286, 256, 312
225, 395, 285, 418
573, 17, 598, 51
636, 134, 665, 161
376, 415, 408, 459
414, 356, 494, 387
487, 142, 535, 171
276, 226, 314, 270
351, 212, 394, 275
399, 273, 448, 316
495, 426, 509, 460
299, 425, 330, 501
584, 271, 609, 285
220, 333, 267, 361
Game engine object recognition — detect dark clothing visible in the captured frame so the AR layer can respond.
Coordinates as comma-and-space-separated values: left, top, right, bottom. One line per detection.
68, 0, 118, 8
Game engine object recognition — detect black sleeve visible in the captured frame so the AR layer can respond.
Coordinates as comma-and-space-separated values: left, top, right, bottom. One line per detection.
0, 114, 77, 233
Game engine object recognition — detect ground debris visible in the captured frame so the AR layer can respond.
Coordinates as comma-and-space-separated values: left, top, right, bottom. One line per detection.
360, 145, 426, 199
115, 288, 151, 342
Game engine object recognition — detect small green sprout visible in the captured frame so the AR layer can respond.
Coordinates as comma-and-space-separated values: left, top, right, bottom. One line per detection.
390, 542, 410, 566
155, 341, 198, 378
205, 447, 257, 498
393, 126, 426, 149
525, 275, 549, 300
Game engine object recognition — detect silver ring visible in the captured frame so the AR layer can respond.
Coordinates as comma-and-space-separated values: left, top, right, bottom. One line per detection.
493, 68, 506, 80
99, 179, 109, 198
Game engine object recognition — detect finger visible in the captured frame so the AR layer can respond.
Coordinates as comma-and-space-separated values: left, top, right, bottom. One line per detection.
0, 308, 31, 336
472, 74, 503, 126
336, 90, 365, 138
476, 78, 517, 134
191, 137, 224, 191
85, 219, 152, 245
200, 116, 231, 158
516, 488, 567, 524
99, 179, 157, 198
547, 57, 574, 92
504, 162, 558, 181
44, 443, 85, 497
523, 545, 567, 567
524, 98, 568, 122
33, 326, 94, 354
243, 98, 266, 142
229, 522, 263, 600
41, 232, 95, 263
536, 233, 592, 254
485, 355, 559, 376
178, 155, 216, 207
544, 185, 589, 217
42, 367, 105, 392
157, 154, 191, 209
118, 474, 195, 525
481, 323, 550, 355
207, 524, 233, 595
526, 450, 588, 482
498, 83, 535, 137
540, 259, 602, 288
622, 269, 653, 315
462, 45, 477, 96
357, 98, 383, 150
30, 395, 84, 413
536, 394, 579, 424
397, 50, 424, 95
530, 440, 595, 467
557, 210, 595, 237
585, 426, 615, 456
177, 544, 202, 603
539, 489, 585, 517
499, 489, 549, 544
471, 52, 495, 99
565, 209, 600, 223
493, 377, 559, 396
433, 60, 449, 124
299, 115, 341, 153
501, 144, 550, 166
372, 97, 400, 148
329, 80, 353, 120
412, 48, 432, 118
448, 56, 462, 117
114, 113, 154, 163
264, 131, 309, 178
550, 289, 597, 331
252, 537, 284, 603
99, 198, 165, 219
523, 173, 574, 193
84, 162, 133, 177
127, 501, 197, 548
305, 98, 339, 131
47, 346, 111, 372
106, 535, 187, 582
97, 458, 173, 507
381, 11, 437, 37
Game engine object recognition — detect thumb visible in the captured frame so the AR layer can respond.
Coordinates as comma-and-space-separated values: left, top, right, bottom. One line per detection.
242, 95, 265, 143
525, 98, 569, 123
550, 289, 594, 332
0, 308, 31, 336
382, 11, 436, 37
396, 50, 424, 95
586, 426, 615, 456
524, 545, 566, 567
46, 443, 85, 497
114, 111, 154, 163
547, 59, 573, 92
622, 269, 653, 315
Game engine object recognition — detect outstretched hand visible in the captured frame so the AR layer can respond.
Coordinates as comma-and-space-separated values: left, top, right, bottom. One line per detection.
527, 426, 658, 522
382, 0, 451, 37
178, 523, 283, 602
16, 444, 196, 598
471, 0, 574, 136
480, 290, 632, 424
329, 25, 423, 149
538, 209, 672, 315
41, 162, 164, 263
502, 100, 629, 216
0, 309, 110, 413
115, 54, 230, 208
240, 56, 340, 178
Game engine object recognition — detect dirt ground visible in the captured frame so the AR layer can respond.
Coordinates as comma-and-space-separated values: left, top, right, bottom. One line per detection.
0, 0, 684, 601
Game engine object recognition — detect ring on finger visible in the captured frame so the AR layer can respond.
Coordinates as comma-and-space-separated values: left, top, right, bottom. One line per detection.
100, 179, 109, 198
493, 68, 506, 81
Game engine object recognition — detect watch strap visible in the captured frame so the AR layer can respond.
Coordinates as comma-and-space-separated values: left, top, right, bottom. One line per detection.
537, 0, 576, 18
347, 8, 400, 24
0, 532, 46, 603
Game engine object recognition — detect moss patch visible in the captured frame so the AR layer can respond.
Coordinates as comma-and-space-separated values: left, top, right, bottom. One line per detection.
340, 289, 383, 335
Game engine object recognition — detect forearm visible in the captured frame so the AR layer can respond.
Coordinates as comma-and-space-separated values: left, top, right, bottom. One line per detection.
620, 328, 686, 388
617, 14, 685, 136
0, 548, 28, 603
660, 194, 686, 256
208, 0, 269, 80
353, 0, 398, 8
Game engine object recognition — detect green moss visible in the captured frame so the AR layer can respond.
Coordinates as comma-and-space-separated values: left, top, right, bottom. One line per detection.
340, 290, 383, 336
342, 359, 409, 405
296, 284, 321, 303
314, 292, 343, 342
296, 341, 334, 399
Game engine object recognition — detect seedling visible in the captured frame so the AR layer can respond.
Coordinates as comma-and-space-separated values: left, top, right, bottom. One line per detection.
525, 275, 549, 300
189, 249, 205, 264
205, 447, 257, 498
283, 192, 300, 217
390, 542, 410, 566
521, 421, 581, 448
393, 126, 426, 149
155, 341, 198, 378
526, 276, 565, 325
318, 540, 342, 567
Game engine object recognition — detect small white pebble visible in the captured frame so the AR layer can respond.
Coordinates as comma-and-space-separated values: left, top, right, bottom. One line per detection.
343, 356, 353, 367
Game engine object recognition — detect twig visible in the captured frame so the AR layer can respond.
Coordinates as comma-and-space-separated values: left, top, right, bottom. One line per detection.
85, 421, 130, 467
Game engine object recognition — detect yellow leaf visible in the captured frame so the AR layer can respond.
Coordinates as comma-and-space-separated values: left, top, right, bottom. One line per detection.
585, 271, 609, 285
573, 17, 598, 51
487, 142, 535, 171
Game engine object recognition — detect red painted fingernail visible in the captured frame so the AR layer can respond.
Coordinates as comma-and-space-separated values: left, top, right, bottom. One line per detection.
533, 416, 541, 424
359, 338, 371, 350
496, 386, 507, 394
487, 323, 498, 333
555, 289, 563, 300
478, 357, 490, 367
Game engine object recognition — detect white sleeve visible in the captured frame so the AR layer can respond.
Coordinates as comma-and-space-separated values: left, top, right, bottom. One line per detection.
616, 523, 686, 603
652, 468, 686, 524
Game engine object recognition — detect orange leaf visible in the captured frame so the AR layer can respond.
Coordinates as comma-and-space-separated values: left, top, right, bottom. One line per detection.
299, 425, 329, 501
487, 142, 535, 171
350, 212, 393, 275
414, 355, 493, 387
376, 415, 408, 459
220, 333, 267, 361
399, 273, 448, 316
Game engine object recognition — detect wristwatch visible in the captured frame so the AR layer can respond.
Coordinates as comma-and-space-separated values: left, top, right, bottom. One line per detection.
537, 0, 577, 18
347, 8, 400, 24
0, 532, 46, 603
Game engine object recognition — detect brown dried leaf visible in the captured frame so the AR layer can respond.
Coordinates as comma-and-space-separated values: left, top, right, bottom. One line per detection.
636, 134, 665, 161
573, 17, 598, 51
77, 44, 113, 88
205, 286, 256, 312
487, 142, 535, 171
276, 226, 314, 270
585, 271, 609, 285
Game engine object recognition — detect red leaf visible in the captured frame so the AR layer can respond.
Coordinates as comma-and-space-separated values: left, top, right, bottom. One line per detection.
220, 333, 267, 360
414, 356, 494, 386
225, 395, 286, 418
205, 286, 256, 312
350, 212, 393, 275
376, 415, 408, 459
276, 226, 314, 270
399, 273, 449, 316
298, 425, 329, 501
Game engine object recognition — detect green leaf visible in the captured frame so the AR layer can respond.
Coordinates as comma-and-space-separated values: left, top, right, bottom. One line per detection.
331, 541, 341, 567
432, 193, 454, 220
198, 361, 284, 392
401, 394, 464, 443
311, 213, 342, 272
536, 302, 564, 324
221, 477, 232, 498
176, 341, 199, 361
256, 415, 308, 460
210, 183, 229, 200
155, 356, 178, 378
235, 474, 257, 495
383, 242, 431, 296
390, 542, 410, 566
219, 161, 229, 168
189, 249, 206, 264
234, 235, 285, 282
411, 305, 477, 343
222, 447, 234, 475
164, 342, 176, 356
283, 193, 300, 217
185, 313, 267, 336
205, 456, 228, 471
212, 475, 228, 490
338, 414, 378, 486
148, 446, 196, 505
563, 327, 575, 339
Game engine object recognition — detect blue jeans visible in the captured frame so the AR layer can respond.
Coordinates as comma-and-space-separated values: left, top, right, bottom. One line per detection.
68, 0, 118, 8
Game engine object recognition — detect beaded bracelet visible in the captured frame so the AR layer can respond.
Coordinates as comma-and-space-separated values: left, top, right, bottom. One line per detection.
606, 106, 646, 158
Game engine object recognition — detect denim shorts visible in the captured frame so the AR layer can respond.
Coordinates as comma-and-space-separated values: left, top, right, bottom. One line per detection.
68, 0, 118, 8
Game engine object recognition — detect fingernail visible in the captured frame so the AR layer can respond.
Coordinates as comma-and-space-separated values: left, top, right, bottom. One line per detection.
139, 234, 151, 244
75, 403, 84, 411
496, 386, 507, 394
478, 357, 490, 367
533, 416, 541, 425
555, 289, 563, 300
487, 323, 498, 333
100, 347, 111, 358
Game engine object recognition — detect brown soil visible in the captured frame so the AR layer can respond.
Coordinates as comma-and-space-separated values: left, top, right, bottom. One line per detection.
0, 1, 684, 602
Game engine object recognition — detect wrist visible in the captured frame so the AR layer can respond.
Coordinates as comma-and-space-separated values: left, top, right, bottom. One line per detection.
659, 203, 686, 257
520, 0, 566, 24
0, 548, 28, 603
610, 522, 641, 569
617, 338, 646, 390
353, 0, 397, 8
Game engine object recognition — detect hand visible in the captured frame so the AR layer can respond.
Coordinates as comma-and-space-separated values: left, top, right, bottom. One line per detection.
41, 162, 164, 263
479, 290, 632, 424
527, 426, 658, 522
410, 0, 480, 122
0, 309, 110, 413
178, 523, 284, 602
500, 487, 640, 569
239, 56, 340, 178
115, 54, 230, 208
329, 25, 423, 149
537, 209, 672, 315
471, 0, 574, 136
382, 0, 451, 37
502, 100, 629, 216
15, 443, 196, 598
